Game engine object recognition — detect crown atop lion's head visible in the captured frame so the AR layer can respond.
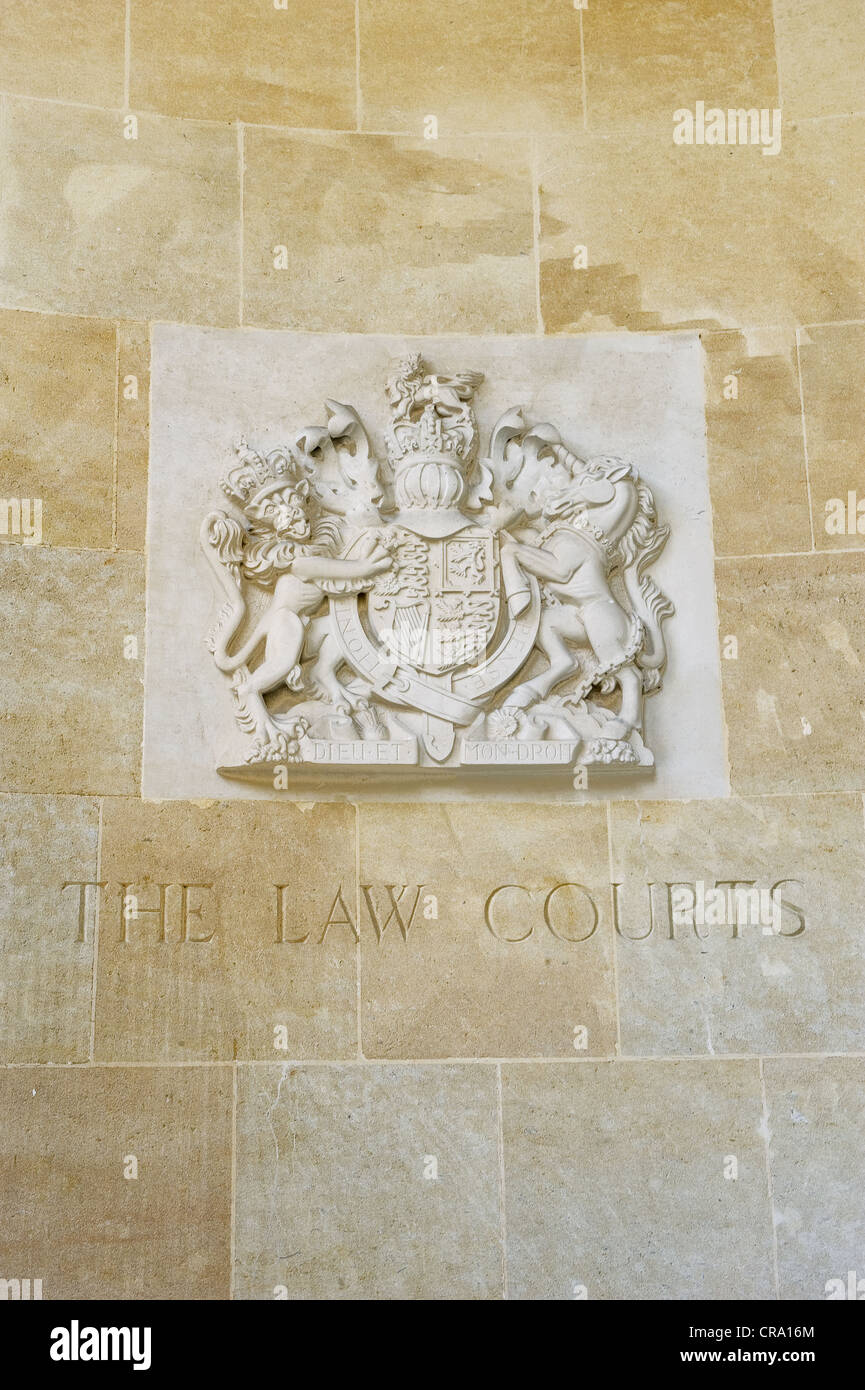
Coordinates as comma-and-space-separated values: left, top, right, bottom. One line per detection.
221, 437, 309, 510
220, 438, 315, 541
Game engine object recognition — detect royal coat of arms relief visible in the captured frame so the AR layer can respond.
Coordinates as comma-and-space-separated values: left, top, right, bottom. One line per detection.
200, 355, 674, 788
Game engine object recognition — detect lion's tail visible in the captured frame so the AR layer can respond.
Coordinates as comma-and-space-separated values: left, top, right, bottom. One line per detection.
200, 511, 248, 672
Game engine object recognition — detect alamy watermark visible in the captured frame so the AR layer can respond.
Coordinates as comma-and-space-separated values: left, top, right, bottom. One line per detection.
824, 491, 865, 536
673, 102, 782, 156
669, 880, 787, 934
0, 496, 42, 545
0, 1276, 42, 1299
50, 1321, 151, 1371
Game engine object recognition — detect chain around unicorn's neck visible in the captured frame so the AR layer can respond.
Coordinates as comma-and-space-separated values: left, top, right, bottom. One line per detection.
540, 510, 618, 564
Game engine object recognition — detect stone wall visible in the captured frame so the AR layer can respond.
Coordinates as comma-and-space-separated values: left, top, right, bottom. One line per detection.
0, 0, 863, 1300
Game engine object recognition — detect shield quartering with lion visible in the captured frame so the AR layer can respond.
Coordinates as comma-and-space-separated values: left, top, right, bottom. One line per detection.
365, 525, 501, 677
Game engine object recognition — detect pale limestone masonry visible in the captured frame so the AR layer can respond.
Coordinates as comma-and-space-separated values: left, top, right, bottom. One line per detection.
0, 0, 863, 1302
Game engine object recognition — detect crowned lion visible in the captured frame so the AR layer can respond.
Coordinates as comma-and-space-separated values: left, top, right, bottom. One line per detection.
201, 442, 391, 761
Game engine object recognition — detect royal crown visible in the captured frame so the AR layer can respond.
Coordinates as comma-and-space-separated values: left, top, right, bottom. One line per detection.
221, 438, 310, 510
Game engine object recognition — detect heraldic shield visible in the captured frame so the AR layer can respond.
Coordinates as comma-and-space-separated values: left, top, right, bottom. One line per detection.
328, 521, 542, 760
362, 526, 501, 677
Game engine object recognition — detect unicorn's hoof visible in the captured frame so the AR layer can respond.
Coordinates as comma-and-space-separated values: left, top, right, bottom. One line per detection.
602, 718, 632, 740
506, 685, 537, 710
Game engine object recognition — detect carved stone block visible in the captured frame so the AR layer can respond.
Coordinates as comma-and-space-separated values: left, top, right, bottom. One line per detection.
143, 330, 726, 800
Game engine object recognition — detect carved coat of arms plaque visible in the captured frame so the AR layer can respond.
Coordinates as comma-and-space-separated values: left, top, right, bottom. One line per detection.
200, 355, 674, 788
